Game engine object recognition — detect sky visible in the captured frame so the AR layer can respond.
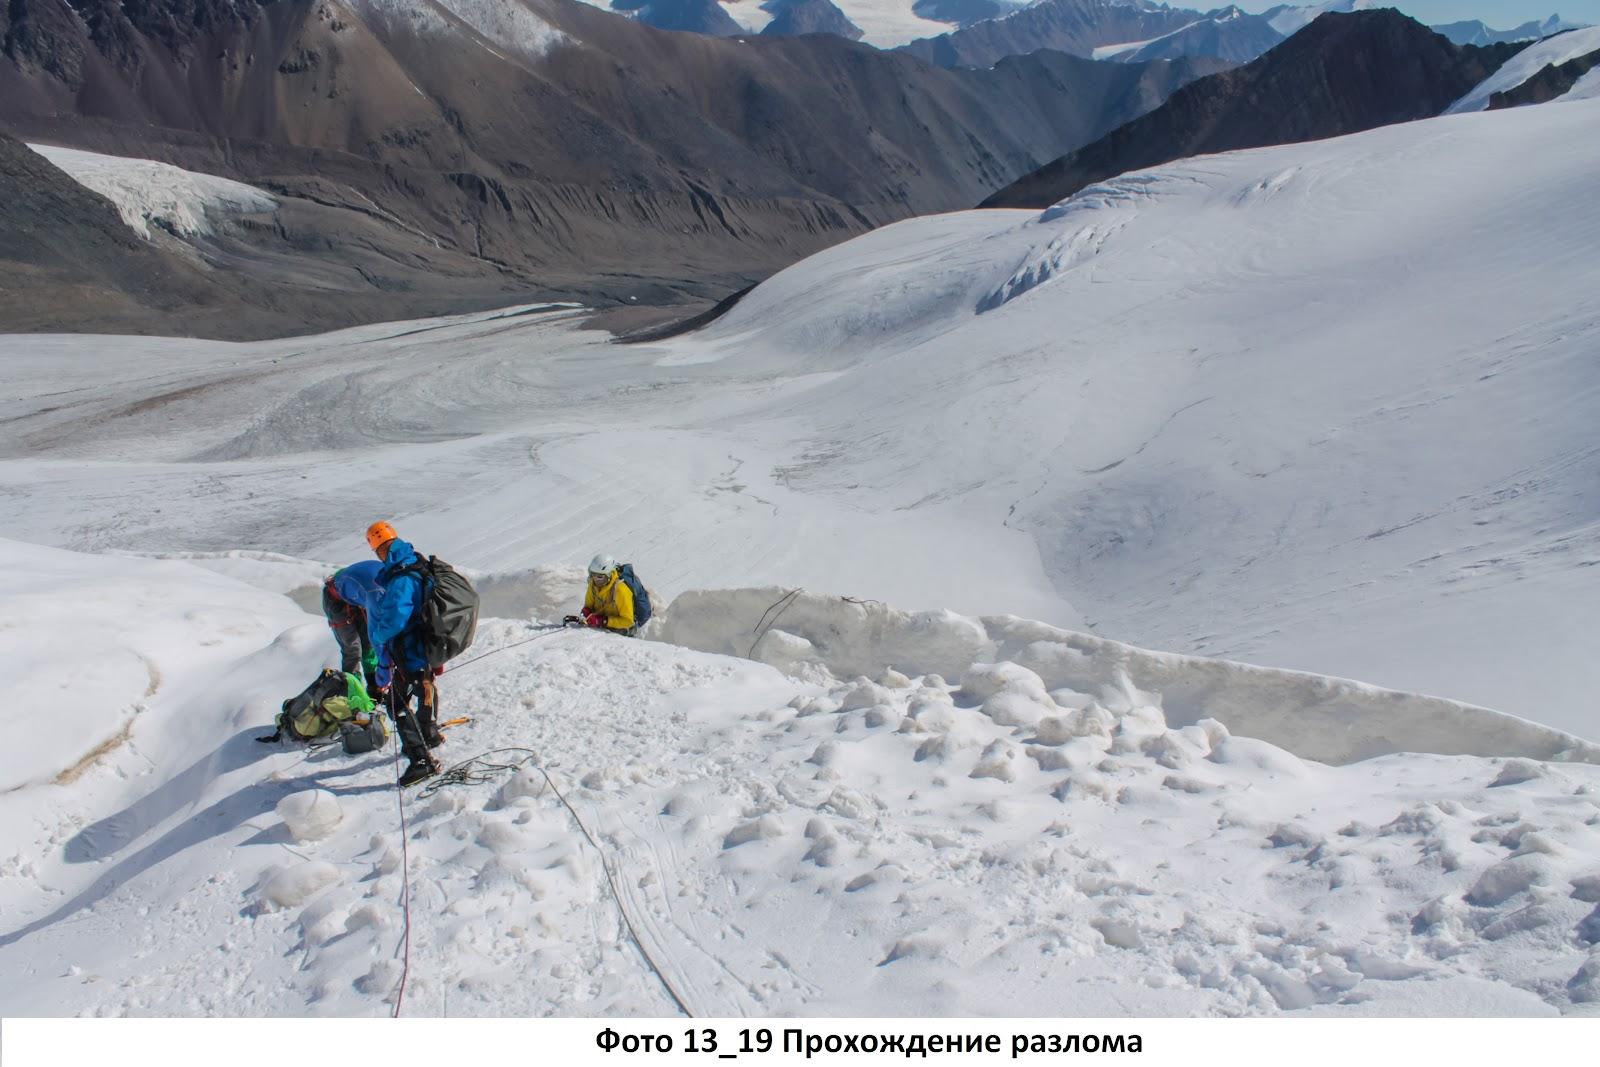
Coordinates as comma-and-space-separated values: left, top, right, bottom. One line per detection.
1234, 2, 1599, 29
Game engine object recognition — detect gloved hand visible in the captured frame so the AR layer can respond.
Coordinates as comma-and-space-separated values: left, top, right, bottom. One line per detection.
433, 666, 444, 677
586, 615, 605, 628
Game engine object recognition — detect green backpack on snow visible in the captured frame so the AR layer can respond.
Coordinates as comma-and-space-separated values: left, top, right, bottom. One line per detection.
276, 669, 388, 753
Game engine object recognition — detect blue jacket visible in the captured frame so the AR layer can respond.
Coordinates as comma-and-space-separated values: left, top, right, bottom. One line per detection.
330, 560, 385, 611
368, 539, 430, 682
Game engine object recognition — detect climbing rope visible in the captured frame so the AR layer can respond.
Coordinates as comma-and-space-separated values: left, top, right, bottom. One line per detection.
420, 745, 696, 1017
382, 623, 572, 1016
443, 622, 568, 676
416, 747, 541, 799
748, 588, 802, 658
388, 728, 415, 1019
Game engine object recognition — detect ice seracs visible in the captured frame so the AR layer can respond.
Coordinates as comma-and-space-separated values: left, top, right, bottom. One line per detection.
28, 145, 276, 240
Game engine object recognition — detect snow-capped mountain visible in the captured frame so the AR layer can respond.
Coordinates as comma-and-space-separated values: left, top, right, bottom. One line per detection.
1445, 24, 1600, 112
898, 0, 1220, 66
1093, 5, 1284, 63
897, 0, 1393, 70
3, 96, 1600, 1017
1433, 13, 1588, 47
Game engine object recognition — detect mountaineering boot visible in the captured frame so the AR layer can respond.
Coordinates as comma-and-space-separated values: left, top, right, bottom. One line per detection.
398, 752, 440, 787
417, 700, 443, 748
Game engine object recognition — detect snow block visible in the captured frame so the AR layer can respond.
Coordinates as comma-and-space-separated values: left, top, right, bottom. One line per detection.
723, 816, 783, 849
981, 691, 1050, 729
960, 661, 1050, 705
650, 588, 1600, 766
1466, 856, 1555, 907
1571, 873, 1600, 904
1491, 759, 1548, 787
260, 861, 341, 910
276, 789, 344, 842
1569, 952, 1600, 1003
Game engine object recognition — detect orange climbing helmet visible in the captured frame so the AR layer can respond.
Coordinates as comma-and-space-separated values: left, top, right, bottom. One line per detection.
365, 520, 398, 553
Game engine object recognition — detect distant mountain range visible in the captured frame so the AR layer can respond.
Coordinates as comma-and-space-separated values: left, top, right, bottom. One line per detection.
0, 0, 1220, 336
901, 2, 1590, 71
1432, 14, 1586, 47
1, 0, 1585, 339
982, 9, 1525, 209
591, 0, 1589, 72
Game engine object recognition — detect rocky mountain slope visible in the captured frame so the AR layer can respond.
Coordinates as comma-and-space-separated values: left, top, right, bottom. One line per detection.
0, 0, 1215, 336
1488, 44, 1600, 107
983, 10, 1523, 209
762, 0, 864, 39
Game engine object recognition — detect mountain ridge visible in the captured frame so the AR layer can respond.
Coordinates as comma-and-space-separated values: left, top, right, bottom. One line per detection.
982, 9, 1524, 210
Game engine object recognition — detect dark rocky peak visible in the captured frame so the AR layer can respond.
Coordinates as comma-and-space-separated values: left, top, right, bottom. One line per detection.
911, 0, 1017, 28
760, 0, 863, 41
610, 0, 745, 36
983, 8, 1529, 209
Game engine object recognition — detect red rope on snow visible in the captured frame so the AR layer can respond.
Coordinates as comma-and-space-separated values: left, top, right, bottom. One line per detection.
390, 708, 415, 1019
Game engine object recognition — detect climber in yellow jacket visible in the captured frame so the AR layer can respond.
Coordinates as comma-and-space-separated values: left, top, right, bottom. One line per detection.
580, 553, 637, 634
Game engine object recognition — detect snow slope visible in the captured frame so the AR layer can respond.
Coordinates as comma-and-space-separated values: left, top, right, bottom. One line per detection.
5, 99, 1600, 1018
27, 145, 277, 240
2, 542, 1597, 1017
3, 103, 1599, 743
0, 541, 307, 793
647, 101, 1600, 741
1446, 24, 1600, 112
1562, 63, 1600, 99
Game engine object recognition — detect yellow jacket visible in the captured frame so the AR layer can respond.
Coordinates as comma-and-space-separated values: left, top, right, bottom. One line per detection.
584, 570, 635, 630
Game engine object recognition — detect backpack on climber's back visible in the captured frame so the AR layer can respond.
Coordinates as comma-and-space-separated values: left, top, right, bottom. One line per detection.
399, 556, 480, 669
617, 563, 652, 627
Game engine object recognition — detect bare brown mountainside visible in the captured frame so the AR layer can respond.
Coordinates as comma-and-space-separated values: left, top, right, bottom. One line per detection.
982, 10, 1526, 211
0, 131, 545, 338
0, 0, 1223, 337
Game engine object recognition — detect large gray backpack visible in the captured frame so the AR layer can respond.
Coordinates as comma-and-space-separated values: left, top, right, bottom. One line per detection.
399, 556, 480, 669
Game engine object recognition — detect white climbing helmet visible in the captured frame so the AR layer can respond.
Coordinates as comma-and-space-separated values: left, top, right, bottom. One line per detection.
588, 553, 617, 577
